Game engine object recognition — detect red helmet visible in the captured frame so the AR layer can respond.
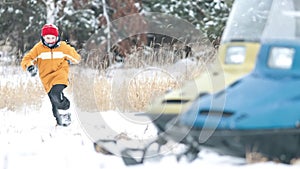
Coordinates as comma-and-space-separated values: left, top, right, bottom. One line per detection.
41, 24, 59, 37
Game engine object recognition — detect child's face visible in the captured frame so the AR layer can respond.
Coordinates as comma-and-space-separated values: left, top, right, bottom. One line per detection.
43, 35, 57, 44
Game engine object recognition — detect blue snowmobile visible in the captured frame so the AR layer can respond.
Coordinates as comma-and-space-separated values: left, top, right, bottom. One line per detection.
167, 0, 300, 163
94, 0, 300, 165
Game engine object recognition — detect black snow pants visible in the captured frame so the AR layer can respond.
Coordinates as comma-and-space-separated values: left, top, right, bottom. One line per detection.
48, 84, 70, 119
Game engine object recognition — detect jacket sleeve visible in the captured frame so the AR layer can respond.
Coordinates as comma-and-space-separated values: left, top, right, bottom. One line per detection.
64, 43, 81, 64
21, 44, 39, 71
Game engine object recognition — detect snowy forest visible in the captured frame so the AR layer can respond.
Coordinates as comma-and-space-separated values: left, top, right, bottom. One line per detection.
0, 0, 232, 67
2, 0, 300, 168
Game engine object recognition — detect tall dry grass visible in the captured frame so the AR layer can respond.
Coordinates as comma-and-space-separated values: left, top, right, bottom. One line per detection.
1, 43, 216, 113
72, 68, 181, 112
0, 66, 44, 111
71, 43, 216, 113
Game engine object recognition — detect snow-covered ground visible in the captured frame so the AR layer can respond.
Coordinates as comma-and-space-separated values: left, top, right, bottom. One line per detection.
0, 93, 300, 169
0, 99, 298, 169
0, 65, 299, 169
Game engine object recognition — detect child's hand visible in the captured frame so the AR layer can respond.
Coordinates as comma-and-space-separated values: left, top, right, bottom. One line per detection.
27, 65, 37, 77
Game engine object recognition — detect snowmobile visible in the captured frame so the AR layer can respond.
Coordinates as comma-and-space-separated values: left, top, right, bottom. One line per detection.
93, 0, 275, 165
137, 0, 272, 161
144, 0, 272, 133
166, 0, 300, 164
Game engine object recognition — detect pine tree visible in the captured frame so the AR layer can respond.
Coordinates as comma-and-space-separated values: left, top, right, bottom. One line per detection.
0, 0, 46, 60
142, 0, 233, 46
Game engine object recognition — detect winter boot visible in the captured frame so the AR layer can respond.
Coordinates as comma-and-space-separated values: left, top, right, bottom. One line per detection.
56, 109, 71, 127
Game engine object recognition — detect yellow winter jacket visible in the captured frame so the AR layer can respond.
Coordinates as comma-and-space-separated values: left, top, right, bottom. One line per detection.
21, 41, 81, 93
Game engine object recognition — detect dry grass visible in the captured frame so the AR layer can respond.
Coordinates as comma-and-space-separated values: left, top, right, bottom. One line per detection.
2, 44, 216, 113
94, 75, 114, 111
73, 39, 216, 112
0, 63, 205, 113
71, 68, 102, 112
71, 67, 181, 112
71, 56, 208, 113
0, 69, 44, 111
245, 152, 269, 163
290, 158, 300, 165
126, 71, 179, 111
123, 41, 216, 69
